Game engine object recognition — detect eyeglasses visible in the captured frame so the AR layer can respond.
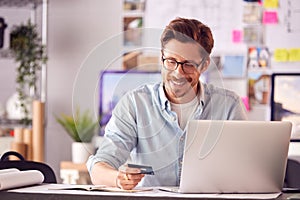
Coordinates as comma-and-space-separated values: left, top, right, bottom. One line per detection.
161, 55, 204, 74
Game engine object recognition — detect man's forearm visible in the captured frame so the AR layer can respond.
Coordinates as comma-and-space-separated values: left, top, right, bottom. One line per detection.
90, 162, 118, 187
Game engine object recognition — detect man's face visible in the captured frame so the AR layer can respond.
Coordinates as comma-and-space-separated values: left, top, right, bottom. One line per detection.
161, 39, 207, 103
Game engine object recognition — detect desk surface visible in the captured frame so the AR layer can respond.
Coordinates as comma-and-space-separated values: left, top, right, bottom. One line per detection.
0, 184, 299, 200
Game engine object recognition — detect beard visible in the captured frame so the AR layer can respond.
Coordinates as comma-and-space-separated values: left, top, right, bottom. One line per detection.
165, 76, 197, 100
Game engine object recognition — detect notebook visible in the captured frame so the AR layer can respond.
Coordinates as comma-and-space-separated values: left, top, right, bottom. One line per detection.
161, 120, 292, 194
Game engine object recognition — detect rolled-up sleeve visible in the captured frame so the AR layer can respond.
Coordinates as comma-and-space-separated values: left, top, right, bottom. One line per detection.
86, 92, 138, 172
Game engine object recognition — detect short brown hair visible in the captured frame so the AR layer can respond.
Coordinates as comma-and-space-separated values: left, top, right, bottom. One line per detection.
161, 17, 214, 56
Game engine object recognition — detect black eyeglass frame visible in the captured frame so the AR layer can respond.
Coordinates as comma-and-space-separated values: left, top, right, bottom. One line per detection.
161, 54, 206, 74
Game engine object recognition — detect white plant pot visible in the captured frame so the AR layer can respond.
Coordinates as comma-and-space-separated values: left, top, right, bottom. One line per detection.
72, 142, 94, 164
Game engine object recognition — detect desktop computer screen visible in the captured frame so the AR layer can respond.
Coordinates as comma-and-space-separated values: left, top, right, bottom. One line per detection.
98, 70, 161, 134
270, 73, 300, 141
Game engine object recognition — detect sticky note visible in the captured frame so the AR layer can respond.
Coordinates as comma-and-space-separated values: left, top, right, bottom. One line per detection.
232, 29, 242, 43
241, 97, 250, 111
264, 0, 279, 8
263, 11, 278, 24
273, 49, 289, 62
288, 48, 300, 62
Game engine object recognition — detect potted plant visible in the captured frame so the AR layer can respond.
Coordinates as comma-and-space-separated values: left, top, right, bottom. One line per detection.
55, 108, 98, 163
9, 21, 47, 125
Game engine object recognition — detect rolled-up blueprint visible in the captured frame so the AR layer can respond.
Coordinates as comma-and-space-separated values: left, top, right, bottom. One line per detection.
0, 169, 44, 190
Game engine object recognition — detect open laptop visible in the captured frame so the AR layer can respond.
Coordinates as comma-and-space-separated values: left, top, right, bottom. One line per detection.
161, 120, 292, 194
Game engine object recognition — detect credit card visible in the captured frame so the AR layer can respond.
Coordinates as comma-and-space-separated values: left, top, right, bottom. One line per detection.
127, 164, 155, 175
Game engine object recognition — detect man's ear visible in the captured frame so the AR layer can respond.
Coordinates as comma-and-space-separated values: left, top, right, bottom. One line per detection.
199, 57, 210, 73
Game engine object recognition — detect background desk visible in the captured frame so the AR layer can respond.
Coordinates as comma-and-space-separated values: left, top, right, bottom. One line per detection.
60, 161, 91, 184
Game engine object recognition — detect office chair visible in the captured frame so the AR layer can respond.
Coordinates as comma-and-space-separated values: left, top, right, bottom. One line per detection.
0, 151, 57, 183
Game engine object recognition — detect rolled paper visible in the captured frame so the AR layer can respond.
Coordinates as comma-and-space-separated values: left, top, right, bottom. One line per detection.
0, 170, 44, 190
32, 100, 45, 162
14, 128, 24, 143
23, 128, 33, 160
10, 142, 27, 160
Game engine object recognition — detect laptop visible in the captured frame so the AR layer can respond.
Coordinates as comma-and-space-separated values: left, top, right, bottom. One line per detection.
161, 120, 292, 194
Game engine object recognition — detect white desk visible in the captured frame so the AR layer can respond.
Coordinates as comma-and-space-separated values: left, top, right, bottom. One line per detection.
0, 184, 289, 200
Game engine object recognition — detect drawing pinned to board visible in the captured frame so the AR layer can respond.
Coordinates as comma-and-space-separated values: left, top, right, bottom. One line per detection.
248, 72, 271, 106
243, 25, 263, 45
221, 55, 246, 78
247, 47, 270, 69
144, 0, 244, 52
286, 0, 300, 33
243, 2, 262, 24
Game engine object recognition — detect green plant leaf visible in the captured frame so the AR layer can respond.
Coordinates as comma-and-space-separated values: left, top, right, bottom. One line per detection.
55, 108, 99, 142
10, 20, 48, 125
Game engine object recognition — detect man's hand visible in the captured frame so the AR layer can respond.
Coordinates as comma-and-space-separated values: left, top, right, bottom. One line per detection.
116, 165, 145, 190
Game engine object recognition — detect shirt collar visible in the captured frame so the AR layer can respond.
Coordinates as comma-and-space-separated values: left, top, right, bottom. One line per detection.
158, 83, 169, 110
198, 81, 205, 107
158, 81, 205, 110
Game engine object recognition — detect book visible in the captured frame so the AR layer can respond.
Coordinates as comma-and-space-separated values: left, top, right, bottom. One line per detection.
0, 168, 44, 190
51, 184, 153, 193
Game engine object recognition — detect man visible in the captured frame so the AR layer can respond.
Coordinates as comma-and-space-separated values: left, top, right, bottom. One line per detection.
87, 17, 247, 190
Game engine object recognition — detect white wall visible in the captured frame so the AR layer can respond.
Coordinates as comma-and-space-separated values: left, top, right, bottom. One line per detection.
46, 0, 122, 181
1, 0, 299, 182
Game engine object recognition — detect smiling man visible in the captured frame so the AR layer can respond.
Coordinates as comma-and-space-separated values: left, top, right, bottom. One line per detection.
87, 17, 247, 190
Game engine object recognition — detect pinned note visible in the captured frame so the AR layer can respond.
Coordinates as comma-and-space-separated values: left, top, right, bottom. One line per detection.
241, 97, 250, 111
273, 49, 289, 62
264, 0, 279, 8
288, 48, 300, 62
263, 11, 278, 24
232, 29, 242, 43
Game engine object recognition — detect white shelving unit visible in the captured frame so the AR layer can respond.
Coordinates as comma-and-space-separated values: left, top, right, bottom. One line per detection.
123, 7, 144, 48
0, 0, 48, 134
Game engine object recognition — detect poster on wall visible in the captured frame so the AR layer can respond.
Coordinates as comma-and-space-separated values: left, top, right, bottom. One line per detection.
144, 0, 244, 52
287, 0, 300, 33
221, 55, 246, 78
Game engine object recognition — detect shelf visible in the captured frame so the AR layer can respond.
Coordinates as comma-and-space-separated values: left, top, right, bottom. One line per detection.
123, 10, 144, 18
122, 0, 146, 70
247, 67, 272, 74
0, 0, 43, 8
0, 118, 29, 129
0, 49, 13, 59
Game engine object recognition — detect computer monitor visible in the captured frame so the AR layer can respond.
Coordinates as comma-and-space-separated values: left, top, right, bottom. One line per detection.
270, 73, 300, 141
99, 70, 161, 133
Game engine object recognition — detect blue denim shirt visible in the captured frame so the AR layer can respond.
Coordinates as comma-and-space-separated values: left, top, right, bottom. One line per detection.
86, 82, 247, 187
